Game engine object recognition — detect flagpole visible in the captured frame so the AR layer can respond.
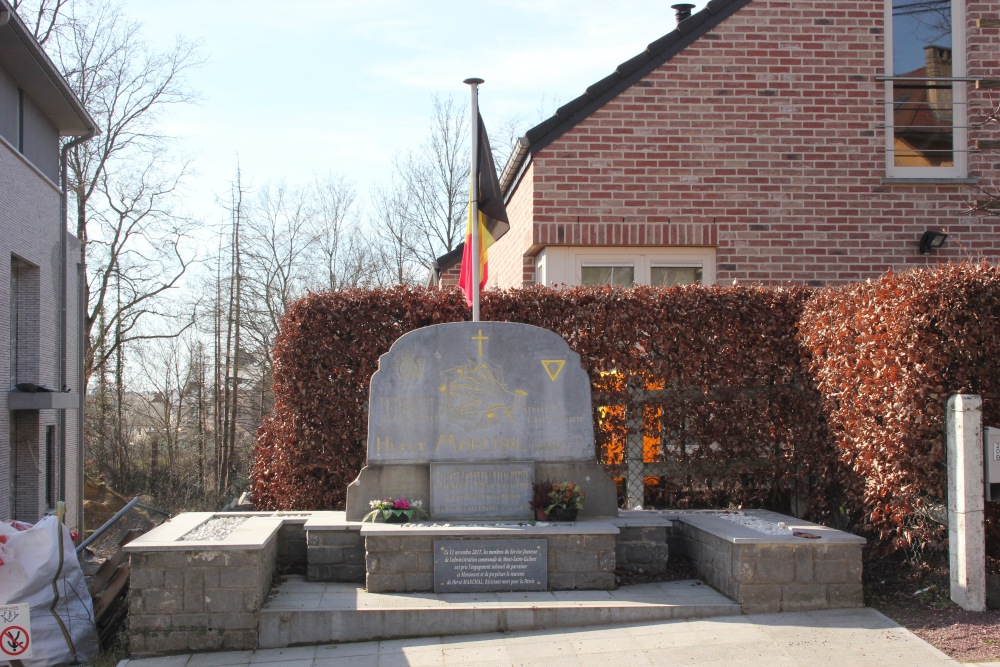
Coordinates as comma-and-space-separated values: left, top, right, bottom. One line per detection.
465, 77, 483, 322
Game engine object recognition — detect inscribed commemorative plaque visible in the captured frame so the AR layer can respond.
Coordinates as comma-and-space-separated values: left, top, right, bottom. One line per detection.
430, 462, 533, 519
434, 539, 547, 592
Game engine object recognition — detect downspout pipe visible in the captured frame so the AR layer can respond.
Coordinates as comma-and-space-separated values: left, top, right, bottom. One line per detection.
59, 127, 95, 535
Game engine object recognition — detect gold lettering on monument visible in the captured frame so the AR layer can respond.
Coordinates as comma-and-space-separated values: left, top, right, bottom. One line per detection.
375, 436, 428, 455
433, 466, 533, 514
435, 434, 523, 453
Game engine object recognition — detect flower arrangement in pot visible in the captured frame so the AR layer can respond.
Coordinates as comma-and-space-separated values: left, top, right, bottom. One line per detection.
362, 497, 429, 523
530, 479, 555, 520
544, 481, 586, 522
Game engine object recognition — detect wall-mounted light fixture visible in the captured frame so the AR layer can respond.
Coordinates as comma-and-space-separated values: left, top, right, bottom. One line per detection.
919, 230, 948, 254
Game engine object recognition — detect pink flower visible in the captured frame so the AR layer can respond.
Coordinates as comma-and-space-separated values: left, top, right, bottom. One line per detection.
393, 498, 411, 510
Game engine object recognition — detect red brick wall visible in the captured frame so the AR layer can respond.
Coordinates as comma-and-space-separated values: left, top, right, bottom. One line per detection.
493, 0, 1000, 286
490, 161, 537, 287
437, 264, 462, 288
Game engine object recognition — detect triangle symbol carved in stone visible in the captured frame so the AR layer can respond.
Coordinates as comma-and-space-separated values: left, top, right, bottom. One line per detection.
541, 359, 566, 382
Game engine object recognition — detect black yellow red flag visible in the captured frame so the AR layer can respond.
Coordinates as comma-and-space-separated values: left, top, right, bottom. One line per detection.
459, 112, 509, 306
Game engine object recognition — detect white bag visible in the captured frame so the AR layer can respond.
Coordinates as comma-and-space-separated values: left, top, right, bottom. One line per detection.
0, 516, 99, 666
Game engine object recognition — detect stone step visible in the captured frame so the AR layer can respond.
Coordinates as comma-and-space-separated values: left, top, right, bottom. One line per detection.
258, 575, 740, 648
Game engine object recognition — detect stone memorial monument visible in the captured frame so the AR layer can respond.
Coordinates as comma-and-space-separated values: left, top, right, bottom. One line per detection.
345, 321, 617, 521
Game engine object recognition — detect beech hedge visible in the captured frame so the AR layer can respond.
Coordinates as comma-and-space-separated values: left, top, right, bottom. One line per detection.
251, 264, 1000, 564
798, 262, 1000, 562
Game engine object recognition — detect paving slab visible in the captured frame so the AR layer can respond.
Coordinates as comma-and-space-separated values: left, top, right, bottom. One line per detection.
257, 575, 738, 647
117, 607, 962, 667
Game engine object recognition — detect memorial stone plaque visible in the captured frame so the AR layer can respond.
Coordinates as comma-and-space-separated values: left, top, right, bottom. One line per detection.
367, 322, 594, 464
434, 539, 546, 592
431, 462, 533, 519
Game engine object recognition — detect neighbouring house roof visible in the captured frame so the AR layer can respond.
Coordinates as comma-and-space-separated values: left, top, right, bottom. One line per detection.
430, 242, 465, 285
499, 0, 753, 199
0, 0, 97, 136
435, 0, 754, 276
892, 49, 955, 166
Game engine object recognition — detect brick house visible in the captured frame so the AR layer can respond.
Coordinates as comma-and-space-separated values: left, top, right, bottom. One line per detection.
434, 0, 1000, 289
0, 0, 97, 533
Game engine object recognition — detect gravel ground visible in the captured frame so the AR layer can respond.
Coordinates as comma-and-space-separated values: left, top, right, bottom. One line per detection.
708, 510, 793, 535
179, 516, 248, 541
866, 559, 1000, 663
879, 604, 1000, 663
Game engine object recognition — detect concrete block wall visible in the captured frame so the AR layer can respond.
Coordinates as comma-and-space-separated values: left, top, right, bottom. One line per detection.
673, 520, 863, 614
491, 0, 1000, 288
277, 521, 307, 575
547, 534, 616, 590
128, 540, 277, 657
615, 524, 670, 575
306, 527, 365, 583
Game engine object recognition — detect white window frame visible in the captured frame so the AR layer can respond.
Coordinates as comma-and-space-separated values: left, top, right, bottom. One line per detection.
884, 0, 967, 179
538, 248, 716, 287
649, 260, 705, 287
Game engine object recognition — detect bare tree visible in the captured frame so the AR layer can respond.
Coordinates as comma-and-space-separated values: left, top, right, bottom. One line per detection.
377, 95, 470, 270
969, 101, 1000, 216
16, 0, 204, 384
85, 154, 197, 380
370, 184, 426, 285
217, 170, 246, 496
310, 174, 380, 290
10, 0, 68, 45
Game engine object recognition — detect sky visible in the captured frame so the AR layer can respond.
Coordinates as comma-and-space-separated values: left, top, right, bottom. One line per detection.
122, 1, 709, 226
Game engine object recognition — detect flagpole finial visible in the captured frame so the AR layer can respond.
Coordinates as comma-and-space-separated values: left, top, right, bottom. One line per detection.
464, 77, 485, 86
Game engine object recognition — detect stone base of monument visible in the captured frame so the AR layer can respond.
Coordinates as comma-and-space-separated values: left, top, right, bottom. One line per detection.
344, 461, 620, 522
123, 508, 865, 657
305, 511, 672, 593
663, 509, 866, 614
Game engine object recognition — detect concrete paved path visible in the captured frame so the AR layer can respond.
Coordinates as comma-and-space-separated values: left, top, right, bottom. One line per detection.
117, 607, 992, 666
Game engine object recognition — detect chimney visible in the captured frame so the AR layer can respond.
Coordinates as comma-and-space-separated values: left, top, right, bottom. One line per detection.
923, 45, 953, 119
672, 3, 696, 25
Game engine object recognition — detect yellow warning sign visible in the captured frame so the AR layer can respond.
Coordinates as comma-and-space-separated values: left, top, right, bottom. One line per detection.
541, 360, 566, 382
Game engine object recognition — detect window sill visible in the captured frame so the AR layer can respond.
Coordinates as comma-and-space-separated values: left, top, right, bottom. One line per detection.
881, 177, 978, 186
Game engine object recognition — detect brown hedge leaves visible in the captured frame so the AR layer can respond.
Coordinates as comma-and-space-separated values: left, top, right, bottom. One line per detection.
799, 262, 1000, 559
251, 264, 1000, 565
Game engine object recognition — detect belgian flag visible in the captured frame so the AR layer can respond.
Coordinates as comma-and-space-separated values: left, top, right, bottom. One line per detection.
459, 112, 509, 307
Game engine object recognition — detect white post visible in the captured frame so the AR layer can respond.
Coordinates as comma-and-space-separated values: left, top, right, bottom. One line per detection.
946, 394, 986, 611
464, 78, 483, 323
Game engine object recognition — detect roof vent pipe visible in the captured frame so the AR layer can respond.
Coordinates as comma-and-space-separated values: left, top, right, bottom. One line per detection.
672, 3, 696, 24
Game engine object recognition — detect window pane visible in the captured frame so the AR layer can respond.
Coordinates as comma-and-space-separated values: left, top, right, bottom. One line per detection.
651, 266, 702, 286
610, 266, 634, 287
581, 266, 612, 285
581, 265, 633, 286
891, 0, 954, 167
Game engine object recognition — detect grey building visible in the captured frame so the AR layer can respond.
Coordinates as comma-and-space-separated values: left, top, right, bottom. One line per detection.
0, 0, 97, 533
